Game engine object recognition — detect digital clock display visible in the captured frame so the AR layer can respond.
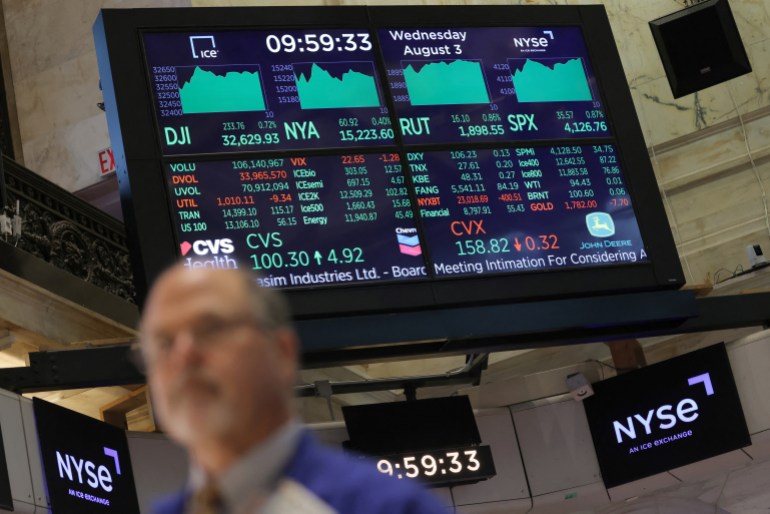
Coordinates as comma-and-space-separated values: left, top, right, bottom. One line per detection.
142, 29, 393, 155
374, 445, 495, 487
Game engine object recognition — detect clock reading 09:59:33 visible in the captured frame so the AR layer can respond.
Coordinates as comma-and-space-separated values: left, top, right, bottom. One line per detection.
264, 32, 372, 53
374, 445, 496, 487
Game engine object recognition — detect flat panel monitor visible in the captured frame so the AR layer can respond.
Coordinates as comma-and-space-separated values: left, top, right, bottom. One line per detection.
342, 396, 496, 487
583, 343, 751, 488
94, 6, 683, 328
343, 396, 480, 455
33, 398, 141, 514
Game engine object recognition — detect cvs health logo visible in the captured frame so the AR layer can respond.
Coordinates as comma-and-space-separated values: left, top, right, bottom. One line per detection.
180, 238, 235, 256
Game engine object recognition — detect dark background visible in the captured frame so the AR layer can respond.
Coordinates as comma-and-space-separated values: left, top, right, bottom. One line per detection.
584, 343, 751, 488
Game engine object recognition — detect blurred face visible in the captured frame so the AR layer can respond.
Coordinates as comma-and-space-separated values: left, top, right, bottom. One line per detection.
139, 267, 297, 450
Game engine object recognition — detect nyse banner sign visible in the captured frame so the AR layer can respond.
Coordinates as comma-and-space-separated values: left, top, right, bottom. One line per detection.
584, 343, 751, 488
33, 399, 140, 514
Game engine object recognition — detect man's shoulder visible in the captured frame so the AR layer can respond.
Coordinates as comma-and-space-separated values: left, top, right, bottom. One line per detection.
149, 489, 186, 514
283, 431, 449, 514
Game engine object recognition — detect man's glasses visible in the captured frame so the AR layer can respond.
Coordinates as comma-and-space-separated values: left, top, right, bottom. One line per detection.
134, 315, 260, 370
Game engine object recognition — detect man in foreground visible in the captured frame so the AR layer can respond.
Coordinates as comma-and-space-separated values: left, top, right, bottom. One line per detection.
139, 264, 449, 514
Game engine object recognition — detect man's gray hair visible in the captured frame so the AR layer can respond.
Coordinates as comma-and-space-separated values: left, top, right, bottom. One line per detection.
242, 271, 293, 332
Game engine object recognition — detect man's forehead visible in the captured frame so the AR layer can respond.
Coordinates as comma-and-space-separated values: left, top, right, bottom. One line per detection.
160, 266, 243, 292
145, 268, 250, 319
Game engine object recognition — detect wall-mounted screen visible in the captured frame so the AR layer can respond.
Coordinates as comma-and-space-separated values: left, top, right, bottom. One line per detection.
33, 399, 140, 514
94, 5, 683, 327
583, 343, 751, 488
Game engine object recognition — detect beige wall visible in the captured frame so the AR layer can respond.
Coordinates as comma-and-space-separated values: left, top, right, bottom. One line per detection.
0, 0, 191, 190
2, 0, 769, 285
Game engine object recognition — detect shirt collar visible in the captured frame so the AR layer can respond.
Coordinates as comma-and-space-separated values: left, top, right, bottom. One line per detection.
188, 421, 304, 513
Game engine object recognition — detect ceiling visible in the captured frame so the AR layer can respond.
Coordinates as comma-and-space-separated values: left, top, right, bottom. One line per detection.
1, 256, 768, 424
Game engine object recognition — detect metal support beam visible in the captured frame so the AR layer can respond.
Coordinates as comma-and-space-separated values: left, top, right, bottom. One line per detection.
2, 290, 770, 394
0, 345, 143, 393
296, 354, 488, 398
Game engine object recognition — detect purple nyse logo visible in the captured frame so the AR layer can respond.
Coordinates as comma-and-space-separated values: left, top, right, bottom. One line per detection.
56, 446, 122, 492
612, 373, 714, 444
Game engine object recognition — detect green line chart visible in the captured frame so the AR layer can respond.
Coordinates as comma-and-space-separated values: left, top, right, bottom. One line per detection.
509, 58, 593, 103
178, 65, 266, 114
294, 62, 380, 109
403, 60, 490, 106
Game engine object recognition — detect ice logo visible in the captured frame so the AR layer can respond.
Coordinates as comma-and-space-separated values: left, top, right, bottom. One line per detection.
586, 212, 615, 238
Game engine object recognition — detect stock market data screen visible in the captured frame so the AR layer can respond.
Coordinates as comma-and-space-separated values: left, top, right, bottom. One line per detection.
377, 26, 610, 144
140, 24, 648, 289
165, 152, 426, 288
406, 144, 644, 277
143, 29, 394, 155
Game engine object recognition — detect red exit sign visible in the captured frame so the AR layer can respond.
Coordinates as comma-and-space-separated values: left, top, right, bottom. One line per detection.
98, 147, 115, 176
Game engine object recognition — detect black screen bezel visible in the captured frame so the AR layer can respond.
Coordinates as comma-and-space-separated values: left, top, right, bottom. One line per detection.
32, 398, 141, 514
94, 5, 683, 320
583, 343, 751, 488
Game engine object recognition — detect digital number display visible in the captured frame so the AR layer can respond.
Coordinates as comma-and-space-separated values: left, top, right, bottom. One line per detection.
378, 26, 610, 144
165, 153, 426, 288
142, 30, 394, 155
166, 143, 644, 287
137, 21, 656, 293
374, 445, 496, 487
96, 4, 685, 321
410, 143, 647, 277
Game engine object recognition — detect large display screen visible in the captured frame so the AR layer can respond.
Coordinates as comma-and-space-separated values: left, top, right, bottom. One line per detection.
143, 23, 646, 288
407, 144, 644, 277
95, 5, 684, 321
583, 343, 751, 488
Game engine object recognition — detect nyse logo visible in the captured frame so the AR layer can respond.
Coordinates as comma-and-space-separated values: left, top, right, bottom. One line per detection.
512, 30, 554, 49
612, 373, 714, 443
56, 447, 121, 492
180, 239, 235, 257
